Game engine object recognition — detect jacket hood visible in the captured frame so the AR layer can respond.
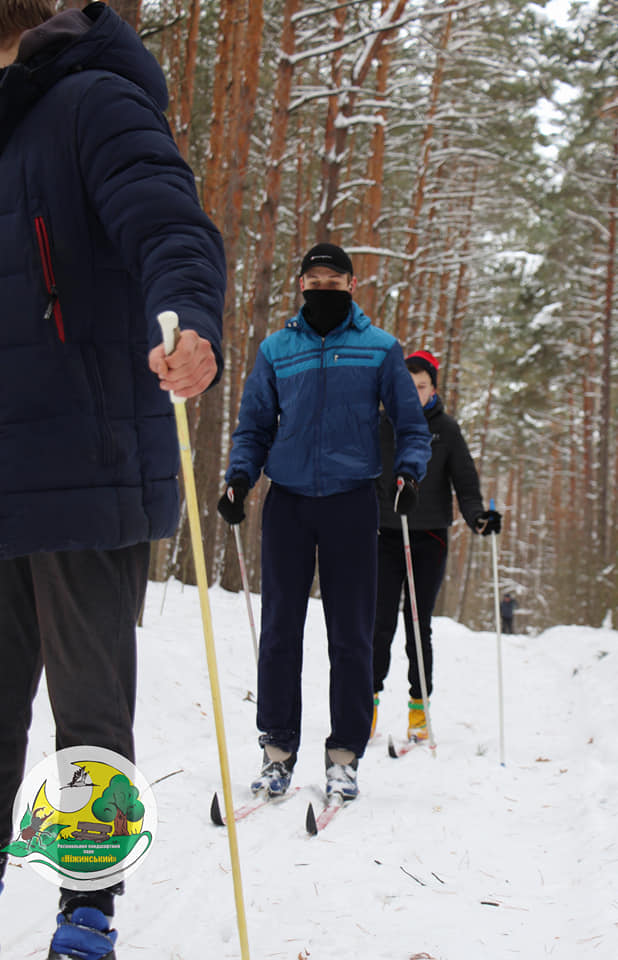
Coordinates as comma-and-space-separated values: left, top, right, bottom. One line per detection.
0, 2, 168, 152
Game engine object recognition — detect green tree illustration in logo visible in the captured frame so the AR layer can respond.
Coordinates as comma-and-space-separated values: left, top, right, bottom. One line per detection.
91, 774, 145, 837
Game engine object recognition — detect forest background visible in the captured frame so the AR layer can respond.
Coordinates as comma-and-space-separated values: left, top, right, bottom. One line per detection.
60, 0, 617, 632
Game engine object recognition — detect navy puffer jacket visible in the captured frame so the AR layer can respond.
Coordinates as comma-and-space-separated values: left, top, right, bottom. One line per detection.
0, 3, 226, 558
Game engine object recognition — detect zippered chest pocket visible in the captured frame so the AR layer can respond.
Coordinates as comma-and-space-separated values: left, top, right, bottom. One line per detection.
35, 216, 65, 342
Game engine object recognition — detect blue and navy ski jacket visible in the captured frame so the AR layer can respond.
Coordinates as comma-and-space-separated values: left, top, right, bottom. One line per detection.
0, 3, 226, 559
226, 303, 432, 497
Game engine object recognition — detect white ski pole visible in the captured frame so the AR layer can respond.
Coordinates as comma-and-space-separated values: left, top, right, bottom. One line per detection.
233, 525, 258, 664
489, 497, 505, 766
157, 311, 251, 960
400, 512, 437, 755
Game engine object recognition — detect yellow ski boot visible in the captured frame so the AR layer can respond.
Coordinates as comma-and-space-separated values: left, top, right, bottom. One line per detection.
407, 698, 428, 741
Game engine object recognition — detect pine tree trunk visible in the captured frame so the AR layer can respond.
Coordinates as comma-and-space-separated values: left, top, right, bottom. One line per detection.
175, 0, 201, 160
598, 119, 617, 563
357, 1, 391, 321
248, 0, 300, 373
203, 0, 234, 218
216, 0, 265, 591
394, 1, 455, 343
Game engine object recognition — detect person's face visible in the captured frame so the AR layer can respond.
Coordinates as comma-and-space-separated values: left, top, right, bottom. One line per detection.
299, 266, 357, 293
411, 370, 435, 407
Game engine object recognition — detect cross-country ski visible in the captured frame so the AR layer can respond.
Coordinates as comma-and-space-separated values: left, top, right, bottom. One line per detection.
210, 786, 300, 826
305, 795, 347, 836
388, 733, 423, 759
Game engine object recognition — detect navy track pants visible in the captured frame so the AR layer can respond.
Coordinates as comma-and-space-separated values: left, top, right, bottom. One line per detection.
257, 483, 378, 759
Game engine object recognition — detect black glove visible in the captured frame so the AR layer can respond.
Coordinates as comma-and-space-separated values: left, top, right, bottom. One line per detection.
217, 475, 250, 525
475, 509, 501, 536
394, 474, 419, 515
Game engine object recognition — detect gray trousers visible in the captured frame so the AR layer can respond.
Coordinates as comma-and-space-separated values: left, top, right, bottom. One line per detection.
0, 543, 149, 859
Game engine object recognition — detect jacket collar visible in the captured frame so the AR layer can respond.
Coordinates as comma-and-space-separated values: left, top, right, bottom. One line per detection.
285, 300, 371, 335
424, 394, 444, 419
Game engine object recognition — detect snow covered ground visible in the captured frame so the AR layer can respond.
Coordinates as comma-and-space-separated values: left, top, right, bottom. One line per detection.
2, 578, 616, 959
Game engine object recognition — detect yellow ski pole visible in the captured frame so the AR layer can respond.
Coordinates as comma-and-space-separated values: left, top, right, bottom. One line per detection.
157, 311, 250, 960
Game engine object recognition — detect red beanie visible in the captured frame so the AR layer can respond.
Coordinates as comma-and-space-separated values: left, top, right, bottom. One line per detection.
405, 350, 439, 386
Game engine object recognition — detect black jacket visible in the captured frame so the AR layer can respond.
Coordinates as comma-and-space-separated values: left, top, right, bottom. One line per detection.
500, 596, 516, 619
376, 397, 484, 531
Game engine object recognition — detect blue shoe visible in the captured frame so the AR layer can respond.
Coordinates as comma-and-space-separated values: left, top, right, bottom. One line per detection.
48, 906, 117, 960
251, 750, 296, 797
325, 750, 359, 801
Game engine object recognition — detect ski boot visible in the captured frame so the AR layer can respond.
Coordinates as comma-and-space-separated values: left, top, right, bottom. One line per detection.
48, 906, 117, 959
251, 748, 296, 797
325, 748, 359, 801
408, 698, 428, 741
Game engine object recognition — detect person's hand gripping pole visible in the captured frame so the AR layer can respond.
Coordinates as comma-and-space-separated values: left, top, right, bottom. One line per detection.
157, 311, 251, 960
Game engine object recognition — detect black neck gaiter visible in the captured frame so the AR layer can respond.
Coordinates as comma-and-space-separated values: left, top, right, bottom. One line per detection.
302, 289, 352, 337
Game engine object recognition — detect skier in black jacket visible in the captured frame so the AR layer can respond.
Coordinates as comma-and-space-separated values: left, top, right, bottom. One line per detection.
372, 350, 501, 741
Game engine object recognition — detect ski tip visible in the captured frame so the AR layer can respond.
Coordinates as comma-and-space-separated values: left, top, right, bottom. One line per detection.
210, 792, 225, 827
305, 802, 318, 836
387, 735, 399, 759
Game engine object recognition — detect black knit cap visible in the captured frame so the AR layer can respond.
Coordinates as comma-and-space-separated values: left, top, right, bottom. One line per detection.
405, 350, 439, 387
300, 243, 354, 277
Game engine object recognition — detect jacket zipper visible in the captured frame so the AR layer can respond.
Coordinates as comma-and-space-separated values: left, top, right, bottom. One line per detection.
35, 216, 65, 342
315, 338, 328, 496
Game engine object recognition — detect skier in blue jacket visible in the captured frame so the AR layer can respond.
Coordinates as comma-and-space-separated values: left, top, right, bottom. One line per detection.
218, 242, 432, 803
0, 2, 225, 956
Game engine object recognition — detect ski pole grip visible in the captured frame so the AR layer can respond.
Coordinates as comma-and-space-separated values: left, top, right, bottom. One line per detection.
157, 310, 180, 356
157, 311, 182, 404
490, 497, 495, 510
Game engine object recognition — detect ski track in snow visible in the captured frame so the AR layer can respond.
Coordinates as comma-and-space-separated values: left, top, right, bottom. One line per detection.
1, 580, 616, 959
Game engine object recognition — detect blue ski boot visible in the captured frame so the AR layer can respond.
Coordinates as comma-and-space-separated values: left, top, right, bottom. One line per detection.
48, 905, 117, 959
325, 748, 359, 801
251, 748, 296, 797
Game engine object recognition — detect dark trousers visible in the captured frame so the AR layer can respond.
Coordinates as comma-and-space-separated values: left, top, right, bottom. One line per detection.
257, 483, 378, 759
0, 544, 149, 855
502, 617, 514, 634
373, 527, 447, 699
